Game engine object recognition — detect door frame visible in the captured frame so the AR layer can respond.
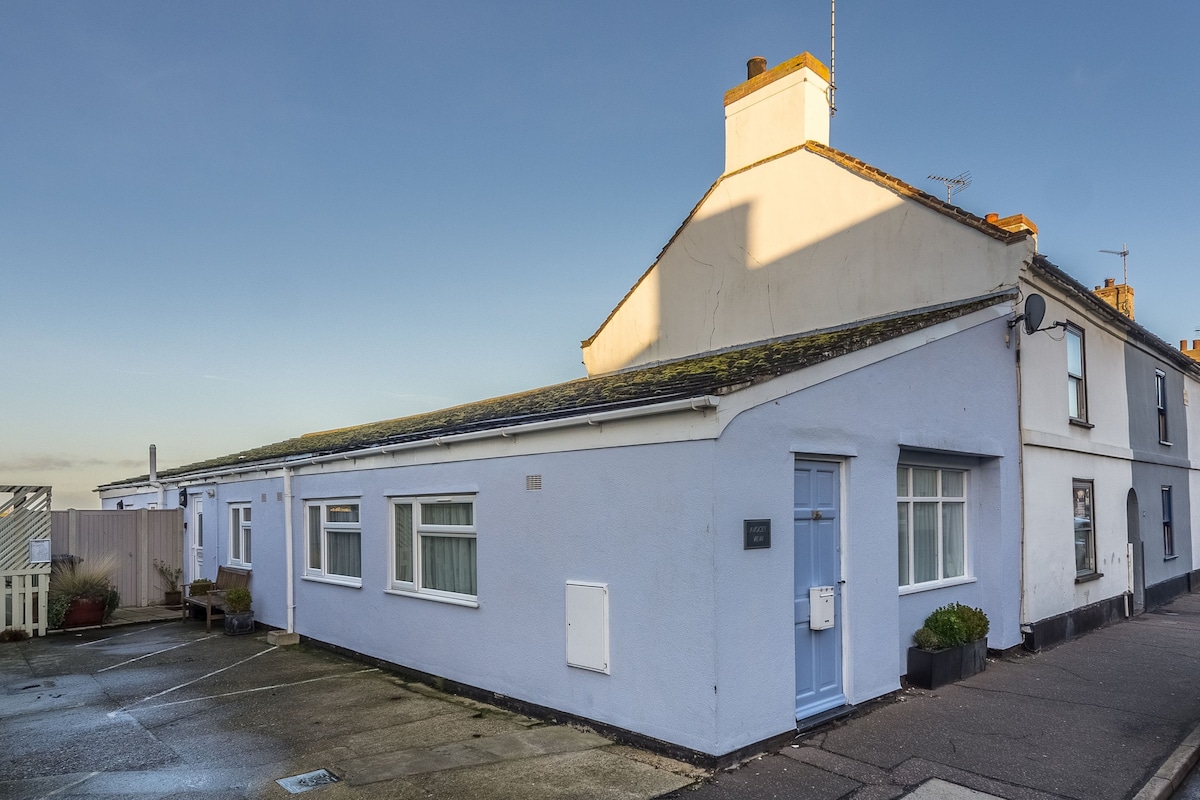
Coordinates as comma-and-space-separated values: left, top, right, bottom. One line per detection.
793, 456, 848, 723
189, 494, 205, 583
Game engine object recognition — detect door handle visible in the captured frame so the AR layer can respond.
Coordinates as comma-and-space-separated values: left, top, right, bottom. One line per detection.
811, 510, 823, 520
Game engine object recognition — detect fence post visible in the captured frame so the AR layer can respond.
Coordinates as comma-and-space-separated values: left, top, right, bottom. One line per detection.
68, 508, 79, 557
137, 508, 150, 607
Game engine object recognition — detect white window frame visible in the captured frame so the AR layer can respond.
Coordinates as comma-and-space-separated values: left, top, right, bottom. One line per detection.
229, 503, 252, 569
1073, 479, 1097, 579
388, 495, 478, 606
1156, 370, 1170, 444
1163, 486, 1175, 559
1066, 323, 1088, 423
304, 498, 362, 587
897, 466, 970, 593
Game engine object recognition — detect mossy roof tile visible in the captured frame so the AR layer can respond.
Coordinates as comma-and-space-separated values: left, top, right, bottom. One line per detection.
100, 296, 1007, 488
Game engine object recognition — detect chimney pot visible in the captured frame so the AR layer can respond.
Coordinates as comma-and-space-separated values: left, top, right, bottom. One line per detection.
1194, 339, 1200, 350
747, 56, 767, 79
985, 213, 999, 223
1184, 340, 1189, 351
1104, 277, 1115, 288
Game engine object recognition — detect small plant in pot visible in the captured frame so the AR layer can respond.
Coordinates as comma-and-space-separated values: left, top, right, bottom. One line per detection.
223, 586, 254, 635
48, 554, 119, 629
154, 559, 184, 606
907, 602, 990, 690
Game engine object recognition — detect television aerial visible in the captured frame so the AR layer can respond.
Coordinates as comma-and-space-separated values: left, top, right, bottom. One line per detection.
928, 172, 972, 204
1099, 243, 1129, 284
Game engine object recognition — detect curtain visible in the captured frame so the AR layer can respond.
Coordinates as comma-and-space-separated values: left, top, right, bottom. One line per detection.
394, 504, 413, 582
422, 536, 476, 595
327, 530, 361, 578
307, 507, 322, 570
912, 502, 938, 583
912, 469, 938, 497
421, 502, 473, 526
897, 503, 910, 586
942, 503, 964, 578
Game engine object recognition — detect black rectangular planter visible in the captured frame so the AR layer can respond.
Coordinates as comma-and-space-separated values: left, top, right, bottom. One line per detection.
906, 638, 986, 690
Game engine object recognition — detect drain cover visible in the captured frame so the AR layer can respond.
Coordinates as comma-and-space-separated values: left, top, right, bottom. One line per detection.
276, 769, 341, 794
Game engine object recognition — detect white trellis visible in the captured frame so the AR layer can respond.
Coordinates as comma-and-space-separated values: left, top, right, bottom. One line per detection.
0, 486, 52, 636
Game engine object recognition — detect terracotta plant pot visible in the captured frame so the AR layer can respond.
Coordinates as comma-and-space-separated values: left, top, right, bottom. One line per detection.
62, 596, 106, 628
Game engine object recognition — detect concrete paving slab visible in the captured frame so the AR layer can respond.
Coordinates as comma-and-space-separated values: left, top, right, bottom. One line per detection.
905, 778, 1003, 799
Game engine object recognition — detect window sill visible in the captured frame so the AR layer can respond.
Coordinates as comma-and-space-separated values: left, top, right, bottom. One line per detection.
1068, 418, 1095, 429
301, 575, 362, 589
228, 563, 251, 571
1160, 441, 1173, 447
1164, 555, 1179, 562
898, 575, 976, 596
1074, 572, 1103, 584
384, 588, 479, 608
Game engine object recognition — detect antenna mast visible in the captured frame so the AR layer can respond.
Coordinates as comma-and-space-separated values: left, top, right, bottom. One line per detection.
928, 172, 972, 203
1099, 243, 1129, 284
829, 0, 837, 117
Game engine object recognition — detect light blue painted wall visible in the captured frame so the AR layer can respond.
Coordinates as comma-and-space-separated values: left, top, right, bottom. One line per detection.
97, 317, 1022, 757
706, 317, 1021, 752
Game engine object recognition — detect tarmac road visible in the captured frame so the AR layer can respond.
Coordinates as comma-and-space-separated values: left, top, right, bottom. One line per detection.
0, 622, 700, 799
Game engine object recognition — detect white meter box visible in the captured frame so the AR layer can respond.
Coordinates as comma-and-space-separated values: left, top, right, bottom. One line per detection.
809, 586, 835, 630
566, 581, 609, 673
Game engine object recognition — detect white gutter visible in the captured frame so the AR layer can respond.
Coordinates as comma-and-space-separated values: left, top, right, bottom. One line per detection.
283, 466, 295, 634
116, 395, 721, 490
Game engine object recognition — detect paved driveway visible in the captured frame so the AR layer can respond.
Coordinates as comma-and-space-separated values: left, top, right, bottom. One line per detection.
0, 622, 699, 799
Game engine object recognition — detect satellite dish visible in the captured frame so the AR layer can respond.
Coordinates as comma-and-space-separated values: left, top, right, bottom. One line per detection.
1023, 294, 1046, 335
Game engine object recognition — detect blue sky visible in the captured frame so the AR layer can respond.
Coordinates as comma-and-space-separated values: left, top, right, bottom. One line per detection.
3, 1, 1198, 509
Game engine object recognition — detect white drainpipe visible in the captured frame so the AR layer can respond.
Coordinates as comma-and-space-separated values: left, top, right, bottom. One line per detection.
283, 466, 295, 634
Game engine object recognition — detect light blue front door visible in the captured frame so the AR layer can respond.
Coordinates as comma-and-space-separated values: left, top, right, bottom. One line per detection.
794, 460, 845, 720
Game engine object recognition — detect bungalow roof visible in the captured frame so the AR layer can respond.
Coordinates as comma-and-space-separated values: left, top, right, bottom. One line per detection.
99, 294, 1010, 489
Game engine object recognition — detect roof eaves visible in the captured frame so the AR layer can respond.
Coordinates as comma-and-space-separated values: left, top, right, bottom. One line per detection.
102, 294, 1012, 491
1030, 255, 1200, 376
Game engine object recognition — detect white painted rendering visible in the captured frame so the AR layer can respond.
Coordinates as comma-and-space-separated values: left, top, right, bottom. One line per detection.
582, 146, 1032, 375
724, 56, 830, 173
1015, 275, 1135, 625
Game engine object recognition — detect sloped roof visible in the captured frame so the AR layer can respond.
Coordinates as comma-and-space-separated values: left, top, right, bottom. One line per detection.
582, 141, 1030, 349
1031, 255, 1200, 376
99, 295, 1009, 489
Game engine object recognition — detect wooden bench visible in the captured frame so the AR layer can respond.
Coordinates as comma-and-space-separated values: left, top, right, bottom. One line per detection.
182, 566, 250, 632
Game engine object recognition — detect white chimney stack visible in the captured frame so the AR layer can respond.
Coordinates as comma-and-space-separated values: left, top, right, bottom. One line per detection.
724, 52, 831, 174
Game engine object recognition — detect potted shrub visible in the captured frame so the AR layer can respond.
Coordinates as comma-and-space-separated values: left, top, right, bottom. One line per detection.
223, 587, 254, 635
186, 578, 215, 620
48, 555, 119, 629
907, 602, 990, 690
154, 559, 183, 606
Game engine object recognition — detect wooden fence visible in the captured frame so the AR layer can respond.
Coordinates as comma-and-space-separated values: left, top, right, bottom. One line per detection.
50, 509, 184, 608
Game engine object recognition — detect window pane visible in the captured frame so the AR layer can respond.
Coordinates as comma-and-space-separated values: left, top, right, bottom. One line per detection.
942, 503, 964, 578
230, 509, 241, 560
308, 506, 322, 570
897, 504, 910, 586
394, 504, 413, 583
327, 504, 359, 523
421, 535, 477, 595
422, 502, 473, 526
243, 507, 251, 522
1067, 329, 1082, 374
913, 503, 938, 583
326, 530, 361, 578
912, 469, 938, 498
896, 468, 909, 497
1073, 483, 1094, 575
244, 528, 251, 564
1068, 379, 1080, 418
941, 471, 963, 498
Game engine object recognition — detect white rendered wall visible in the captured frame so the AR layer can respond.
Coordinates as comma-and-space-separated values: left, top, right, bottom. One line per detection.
1017, 277, 1133, 623
582, 148, 1031, 375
